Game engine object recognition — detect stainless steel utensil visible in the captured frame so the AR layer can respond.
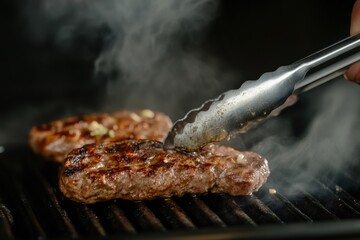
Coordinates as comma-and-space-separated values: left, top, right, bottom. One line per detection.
164, 33, 360, 150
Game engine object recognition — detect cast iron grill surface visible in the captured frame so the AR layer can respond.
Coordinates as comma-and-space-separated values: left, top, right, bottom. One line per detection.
1, 145, 360, 239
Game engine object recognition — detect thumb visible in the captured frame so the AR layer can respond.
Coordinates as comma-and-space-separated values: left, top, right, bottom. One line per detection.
346, 0, 360, 83
351, 0, 360, 35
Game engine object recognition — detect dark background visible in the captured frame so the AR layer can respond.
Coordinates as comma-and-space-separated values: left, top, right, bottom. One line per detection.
0, 0, 356, 145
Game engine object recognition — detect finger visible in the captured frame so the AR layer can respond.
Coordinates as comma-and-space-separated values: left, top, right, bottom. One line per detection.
345, 61, 360, 84
269, 95, 298, 117
351, 0, 360, 35
346, 0, 360, 83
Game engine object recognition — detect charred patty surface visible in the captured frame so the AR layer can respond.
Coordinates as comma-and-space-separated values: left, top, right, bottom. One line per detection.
59, 139, 270, 203
29, 110, 172, 162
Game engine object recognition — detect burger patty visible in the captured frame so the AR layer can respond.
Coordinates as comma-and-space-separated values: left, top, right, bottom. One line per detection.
29, 110, 172, 162
59, 139, 270, 203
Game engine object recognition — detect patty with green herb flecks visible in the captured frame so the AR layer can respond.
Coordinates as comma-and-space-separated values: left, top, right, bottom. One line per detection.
29, 110, 172, 162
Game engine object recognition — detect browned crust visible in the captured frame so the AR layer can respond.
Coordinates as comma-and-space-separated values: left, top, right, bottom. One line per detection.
29, 110, 172, 162
59, 139, 270, 203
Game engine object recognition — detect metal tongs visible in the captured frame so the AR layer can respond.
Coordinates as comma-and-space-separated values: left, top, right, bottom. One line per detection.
164, 33, 360, 151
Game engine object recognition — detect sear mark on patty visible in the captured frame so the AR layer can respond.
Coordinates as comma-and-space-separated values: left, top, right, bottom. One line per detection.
29, 110, 172, 163
59, 139, 270, 204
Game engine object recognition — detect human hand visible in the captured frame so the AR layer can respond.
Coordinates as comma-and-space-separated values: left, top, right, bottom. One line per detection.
346, 0, 360, 84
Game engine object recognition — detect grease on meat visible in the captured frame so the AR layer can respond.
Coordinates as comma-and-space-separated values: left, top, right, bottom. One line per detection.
29, 110, 172, 162
60, 139, 270, 203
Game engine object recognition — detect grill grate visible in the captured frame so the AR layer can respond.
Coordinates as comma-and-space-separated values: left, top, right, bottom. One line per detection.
1, 145, 360, 239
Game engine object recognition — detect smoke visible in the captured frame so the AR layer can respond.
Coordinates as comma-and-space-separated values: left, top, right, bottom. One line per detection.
248, 78, 360, 196
24, 0, 238, 118
93, 0, 237, 117
93, 0, 216, 79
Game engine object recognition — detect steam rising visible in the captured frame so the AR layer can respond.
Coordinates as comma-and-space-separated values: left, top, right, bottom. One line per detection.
249, 79, 360, 195
94, 0, 216, 80
27, 0, 237, 118
93, 0, 233, 116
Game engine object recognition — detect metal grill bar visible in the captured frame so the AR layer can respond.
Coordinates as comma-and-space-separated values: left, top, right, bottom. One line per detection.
162, 199, 196, 229
175, 195, 226, 227
325, 169, 360, 199
235, 195, 283, 224
0, 200, 14, 239
2, 146, 360, 239
146, 199, 196, 230
191, 196, 226, 227
270, 173, 342, 221
108, 203, 137, 233
334, 185, 360, 213
202, 194, 256, 226
275, 172, 360, 220
14, 180, 47, 239
315, 174, 360, 213
26, 153, 111, 238
283, 188, 338, 221
90, 201, 137, 234
39, 178, 79, 238
310, 179, 360, 219
19, 154, 80, 238
259, 187, 313, 223
61, 201, 107, 236
123, 201, 166, 232
26, 161, 79, 238
81, 205, 107, 236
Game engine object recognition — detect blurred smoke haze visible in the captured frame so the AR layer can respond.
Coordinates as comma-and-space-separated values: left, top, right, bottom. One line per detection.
25, 0, 238, 118
247, 79, 360, 194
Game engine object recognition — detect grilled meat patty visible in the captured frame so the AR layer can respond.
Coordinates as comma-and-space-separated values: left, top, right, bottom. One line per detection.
29, 110, 172, 162
60, 139, 269, 203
